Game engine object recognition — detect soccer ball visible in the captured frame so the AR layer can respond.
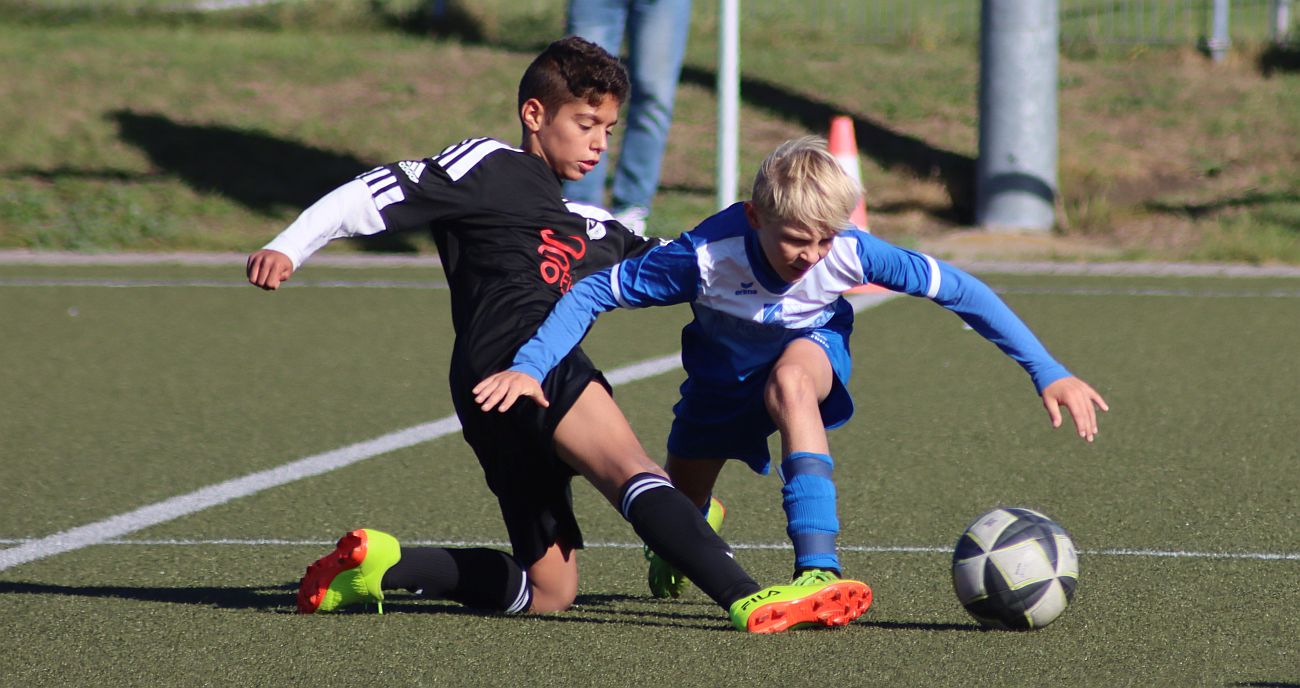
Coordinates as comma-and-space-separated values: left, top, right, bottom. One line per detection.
951, 507, 1079, 630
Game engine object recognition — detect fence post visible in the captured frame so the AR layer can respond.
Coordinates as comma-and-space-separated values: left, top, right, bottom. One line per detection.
716, 0, 740, 210
1208, 0, 1232, 61
1272, 0, 1293, 44
975, 0, 1059, 232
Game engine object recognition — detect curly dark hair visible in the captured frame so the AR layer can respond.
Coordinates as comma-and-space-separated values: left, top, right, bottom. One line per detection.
518, 36, 629, 114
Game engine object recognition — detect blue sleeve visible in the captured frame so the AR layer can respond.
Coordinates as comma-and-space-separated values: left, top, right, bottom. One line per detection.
853, 233, 1071, 393
509, 238, 700, 380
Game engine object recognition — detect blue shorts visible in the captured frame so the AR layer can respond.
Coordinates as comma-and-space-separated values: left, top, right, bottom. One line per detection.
667, 327, 853, 475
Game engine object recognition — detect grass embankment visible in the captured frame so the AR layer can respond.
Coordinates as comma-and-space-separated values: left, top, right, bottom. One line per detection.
1, 0, 1297, 262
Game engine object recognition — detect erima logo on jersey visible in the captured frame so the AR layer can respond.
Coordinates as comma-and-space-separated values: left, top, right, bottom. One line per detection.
398, 160, 426, 183
734, 281, 757, 296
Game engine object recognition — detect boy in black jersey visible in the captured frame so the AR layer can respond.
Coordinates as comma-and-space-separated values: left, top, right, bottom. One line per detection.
247, 37, 869, 632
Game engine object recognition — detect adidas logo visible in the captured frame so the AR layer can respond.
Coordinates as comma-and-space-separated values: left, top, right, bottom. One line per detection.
398, 160, 426, 183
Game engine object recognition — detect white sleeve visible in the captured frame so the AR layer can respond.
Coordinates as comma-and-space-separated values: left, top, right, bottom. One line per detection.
262, 179, 387, 269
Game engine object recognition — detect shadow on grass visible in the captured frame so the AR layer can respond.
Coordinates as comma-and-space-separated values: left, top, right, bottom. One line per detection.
386, 592, 729, 631
860, 619, 986, 632
107, 109, 421, 254
394, 593, 985, 633
111, 110, 363, 215
380, 0, 552, 53
658, 181, 720, 198
1259, 44, 1300, 76
382, 0, 485, 43
0, 580, 985, 633
1146, 191, 1300, 223
0, 582, 724, 629
1230, 683, 1300, 688
679, 65, 976, 224
6, 166, 164, 183
0, 580, 294, 613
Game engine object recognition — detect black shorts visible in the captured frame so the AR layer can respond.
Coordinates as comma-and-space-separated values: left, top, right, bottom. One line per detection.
450, 346, 609, 568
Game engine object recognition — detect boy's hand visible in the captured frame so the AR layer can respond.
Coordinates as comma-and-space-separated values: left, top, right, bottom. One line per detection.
1041, 376, 1109, 443
473, 371, 549, 413
247, 250, 294, 290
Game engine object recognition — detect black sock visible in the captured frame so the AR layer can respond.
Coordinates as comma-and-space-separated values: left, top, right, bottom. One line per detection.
381, 547, 531, 614
619, 473, 761, 609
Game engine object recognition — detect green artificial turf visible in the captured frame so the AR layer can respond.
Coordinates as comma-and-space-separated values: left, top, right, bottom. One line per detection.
1, 265, 1296, 686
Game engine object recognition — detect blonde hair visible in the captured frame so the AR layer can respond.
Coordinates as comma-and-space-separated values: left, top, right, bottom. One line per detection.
750, 136, 863, 234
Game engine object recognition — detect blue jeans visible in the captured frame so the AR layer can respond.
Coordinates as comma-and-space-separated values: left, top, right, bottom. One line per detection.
564, 0, 692, 214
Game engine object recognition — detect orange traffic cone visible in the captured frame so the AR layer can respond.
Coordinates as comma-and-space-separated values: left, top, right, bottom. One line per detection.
829, 115, 869, 231
831, 116, 887, 295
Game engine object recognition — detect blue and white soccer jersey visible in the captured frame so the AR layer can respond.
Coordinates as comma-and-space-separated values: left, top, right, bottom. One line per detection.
510, 202, 1072, 473
654, 210, 862, 472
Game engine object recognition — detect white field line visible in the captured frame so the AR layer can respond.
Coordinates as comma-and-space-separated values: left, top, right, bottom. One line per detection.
0, 537, 1294, 562
603, 353, 683, 385
0, 417, 459, 572
0, 293, 900, 572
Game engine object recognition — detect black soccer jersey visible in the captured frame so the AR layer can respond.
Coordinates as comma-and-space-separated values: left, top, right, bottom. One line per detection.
263, 137, 659, 381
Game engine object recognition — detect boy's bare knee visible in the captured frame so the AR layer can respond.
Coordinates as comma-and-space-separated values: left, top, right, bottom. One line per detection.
528, 582, 578, 613
769, 362, 812, 389
766, 363, 816, 409
525, 542, 579, 613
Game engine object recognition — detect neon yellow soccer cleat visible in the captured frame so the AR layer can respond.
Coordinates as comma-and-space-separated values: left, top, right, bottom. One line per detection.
645, 497, 727, 598
790, 568, 841, 586
297, 528, 401, 614
728, 578, 872, 634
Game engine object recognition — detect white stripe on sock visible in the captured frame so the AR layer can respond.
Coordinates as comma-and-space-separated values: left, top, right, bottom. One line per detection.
505, 571, 531, 614
619, 476, 673, 519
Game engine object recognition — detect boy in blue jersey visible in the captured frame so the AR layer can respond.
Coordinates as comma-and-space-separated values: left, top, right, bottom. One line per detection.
474, 136, 1109, 596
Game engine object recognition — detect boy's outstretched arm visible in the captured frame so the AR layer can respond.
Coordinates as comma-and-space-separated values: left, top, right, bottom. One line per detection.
501, 238, 699, 385
247, 249, 294, 290
245, 178, 396, 290
853, 232, 1110, 443
1041, 376, 1109, 442
473, 371, 549, 413
472, 268, 637, 414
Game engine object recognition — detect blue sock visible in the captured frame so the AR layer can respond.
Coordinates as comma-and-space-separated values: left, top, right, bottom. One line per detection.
779, 452, 841, 574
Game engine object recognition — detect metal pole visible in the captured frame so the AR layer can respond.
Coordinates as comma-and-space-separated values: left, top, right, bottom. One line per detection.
1208, 0, 1231, 61
716, 0, 740, 210
1272, 0, 1293, 44
975, 0, 1059, 232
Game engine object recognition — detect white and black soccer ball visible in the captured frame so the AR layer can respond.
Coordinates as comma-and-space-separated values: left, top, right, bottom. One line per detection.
951, 507, 1079, 630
